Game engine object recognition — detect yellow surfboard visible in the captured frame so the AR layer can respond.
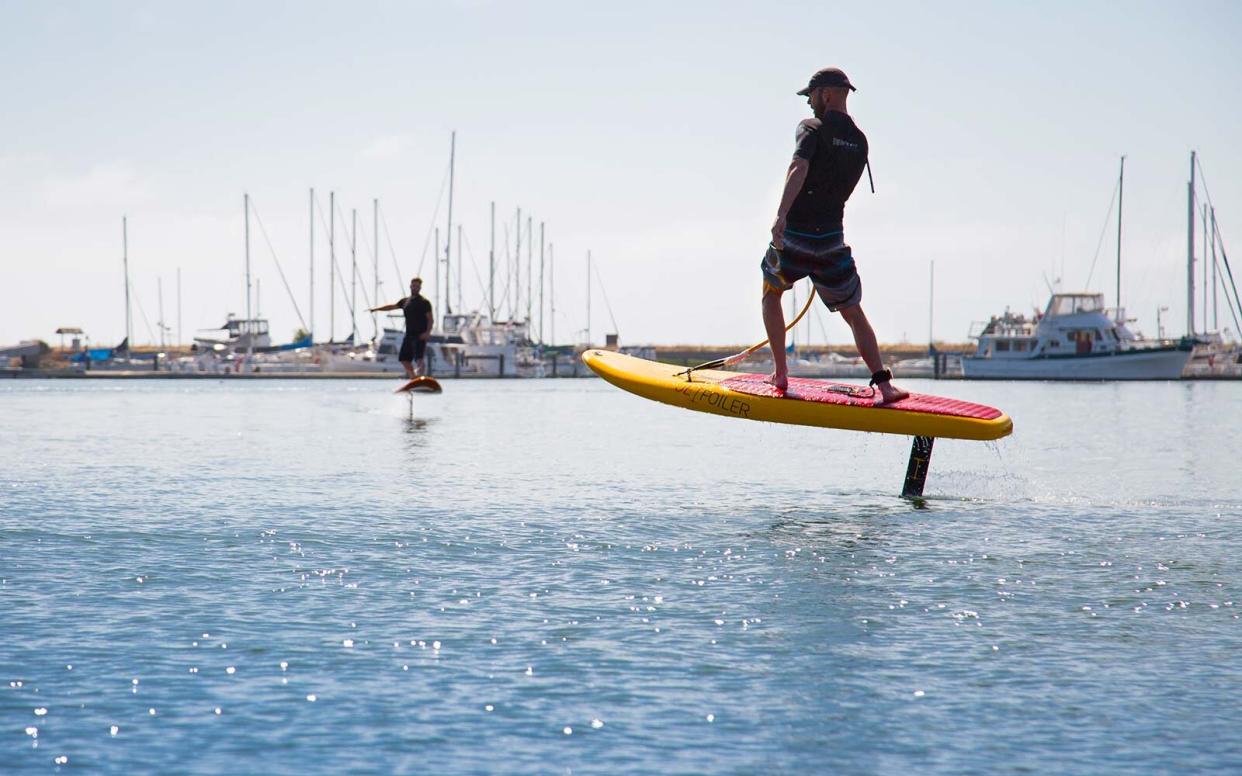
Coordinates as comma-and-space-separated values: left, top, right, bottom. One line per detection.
582, 350, 1012, 442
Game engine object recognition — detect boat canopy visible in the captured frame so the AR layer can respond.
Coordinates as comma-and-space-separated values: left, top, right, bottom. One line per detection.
1045, 293, 1106, 317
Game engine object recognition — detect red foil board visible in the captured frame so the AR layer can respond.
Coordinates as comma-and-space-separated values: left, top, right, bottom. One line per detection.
720, 374, 1004, 421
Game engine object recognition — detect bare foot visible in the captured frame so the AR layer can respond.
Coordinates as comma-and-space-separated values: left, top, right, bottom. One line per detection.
767, 371, 788, 392
877, 382, 909, 405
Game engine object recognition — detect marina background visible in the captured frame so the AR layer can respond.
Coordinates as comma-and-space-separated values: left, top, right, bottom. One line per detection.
3, 0, 1241, 352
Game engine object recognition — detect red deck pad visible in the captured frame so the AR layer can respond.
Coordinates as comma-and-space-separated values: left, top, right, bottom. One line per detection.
720, 374, 1004, 420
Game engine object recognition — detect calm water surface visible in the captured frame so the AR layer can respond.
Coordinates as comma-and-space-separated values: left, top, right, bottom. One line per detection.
2, 377, 1240, 774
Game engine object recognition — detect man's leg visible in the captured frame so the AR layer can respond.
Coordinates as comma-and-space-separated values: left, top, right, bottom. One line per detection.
838, 304, 908, 403
400, 359, 416, 380
762, 286, 789, 390
415, 340, 428, 377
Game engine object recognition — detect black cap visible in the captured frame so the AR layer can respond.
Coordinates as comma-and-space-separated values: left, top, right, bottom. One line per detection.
797, 67, 856, 96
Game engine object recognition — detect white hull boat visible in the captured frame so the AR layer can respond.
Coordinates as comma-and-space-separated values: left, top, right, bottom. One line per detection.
962, 293, 1193, 380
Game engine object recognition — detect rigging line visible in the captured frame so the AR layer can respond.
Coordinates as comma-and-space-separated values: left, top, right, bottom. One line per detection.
1211, 220, 1242, 340
675, 282, 817, 377
414, 160, 453, 277
1195, 157, 1235, 269
494, 224, 514, 316
1084, 174, 1121, 290
247, 198, 308, 331
330, 200, 382, 328
1192, 155, 1241, 335
1195, 154, 1215, 207
310, 195, 359, 336
376, 202, 406, 293
129, 279, 158, 345
330, 199, 359, 328
459, 229, 491, 311
590, 259, 620, 333
338, 202, 381, 326
813, 298, 831, 343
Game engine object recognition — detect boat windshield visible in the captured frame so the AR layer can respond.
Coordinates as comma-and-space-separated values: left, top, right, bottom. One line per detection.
1046, 294, 1105, 317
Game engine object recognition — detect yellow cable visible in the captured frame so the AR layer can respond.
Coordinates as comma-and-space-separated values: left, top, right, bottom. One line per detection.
678, 282, 818, 376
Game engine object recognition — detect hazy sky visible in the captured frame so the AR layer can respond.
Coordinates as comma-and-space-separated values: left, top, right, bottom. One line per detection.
3, 0, 1240, 349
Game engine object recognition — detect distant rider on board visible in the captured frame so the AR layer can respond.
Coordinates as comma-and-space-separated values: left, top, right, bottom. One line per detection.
762, 67, 908, 404
370, 277, 434, 379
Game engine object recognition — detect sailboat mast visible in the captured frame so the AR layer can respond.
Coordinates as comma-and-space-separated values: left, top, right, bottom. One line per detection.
330, 191, 336, 343
176, 266, 182, 349
549, 243, 555, 346
434, 227, 440, 324
244, 193, 254, 359
586, 250, 592, 347
158, 277, 165, 350
514, 207, 521, 319
122, 216, 132, 348
527, 215, 533, 327
1116, 155, 1125, 322
1212, 207, 1219, 331
309, 188, 315, 344
1187, 151, 1196, 337
351, 207, 358, 342
489, 201, 495, 319
1203, 204, 1209, 333
373, 198, 379, 338
445, 131, 455, 316
244, 193, 252, 323
457, 223, 463, 314
539, 222, 545, 344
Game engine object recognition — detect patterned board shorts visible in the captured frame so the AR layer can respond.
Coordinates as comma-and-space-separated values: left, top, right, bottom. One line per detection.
760, 228, 862, 311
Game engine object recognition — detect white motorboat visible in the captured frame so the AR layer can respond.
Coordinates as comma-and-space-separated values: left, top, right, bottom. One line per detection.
962, 293, 1192, 380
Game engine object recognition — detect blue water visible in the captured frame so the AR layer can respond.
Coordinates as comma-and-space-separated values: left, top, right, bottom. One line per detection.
2, 378, 1240, 774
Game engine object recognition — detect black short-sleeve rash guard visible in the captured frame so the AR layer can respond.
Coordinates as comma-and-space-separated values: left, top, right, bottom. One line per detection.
401, 295, 433, 336
785, 111, 868, 232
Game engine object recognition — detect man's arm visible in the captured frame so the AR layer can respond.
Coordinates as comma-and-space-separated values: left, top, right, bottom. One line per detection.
770, 157, 810, 248
421, 308, 434, 340
370, 299, 404, 312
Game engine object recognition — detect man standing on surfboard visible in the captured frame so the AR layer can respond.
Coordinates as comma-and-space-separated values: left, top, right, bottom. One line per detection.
762, 67, 908, 404
370, 277, 434, 379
